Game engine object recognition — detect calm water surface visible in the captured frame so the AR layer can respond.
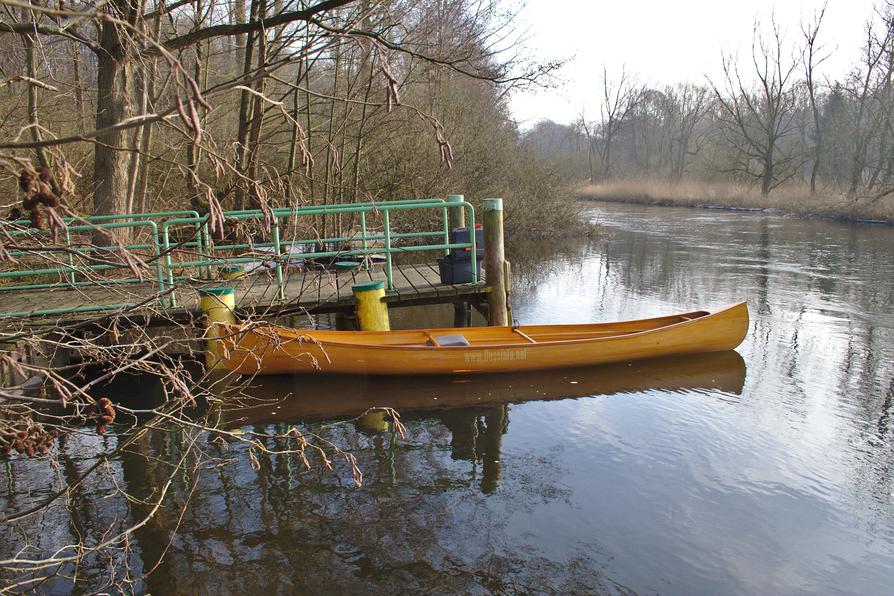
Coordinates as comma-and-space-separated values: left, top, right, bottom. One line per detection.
3, 203, 893, 594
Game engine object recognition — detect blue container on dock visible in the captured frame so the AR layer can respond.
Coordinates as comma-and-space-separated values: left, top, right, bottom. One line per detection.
437, 252, 482, 284
449, 225, 484, 257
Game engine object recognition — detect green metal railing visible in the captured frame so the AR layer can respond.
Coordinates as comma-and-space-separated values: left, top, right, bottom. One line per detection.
0, 198, 479, 316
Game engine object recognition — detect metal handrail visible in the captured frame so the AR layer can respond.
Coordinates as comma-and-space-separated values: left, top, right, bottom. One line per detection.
160, 200, 476, 306
1, 220, 166, 295
0, 199, 477, 314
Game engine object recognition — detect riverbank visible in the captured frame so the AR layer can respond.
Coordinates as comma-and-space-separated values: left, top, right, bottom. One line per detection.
577, 181, 894, 225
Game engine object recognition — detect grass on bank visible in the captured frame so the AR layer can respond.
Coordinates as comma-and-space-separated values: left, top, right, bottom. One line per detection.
578, 180, 894, 224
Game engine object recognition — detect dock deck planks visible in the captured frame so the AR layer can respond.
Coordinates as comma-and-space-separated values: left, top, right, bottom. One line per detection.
0, 262, 487, 328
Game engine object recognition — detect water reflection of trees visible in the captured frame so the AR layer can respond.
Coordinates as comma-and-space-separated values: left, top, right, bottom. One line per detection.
126, 401, 609, 594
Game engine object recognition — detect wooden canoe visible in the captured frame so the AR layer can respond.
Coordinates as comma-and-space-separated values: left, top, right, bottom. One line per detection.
215, 302, 748, 376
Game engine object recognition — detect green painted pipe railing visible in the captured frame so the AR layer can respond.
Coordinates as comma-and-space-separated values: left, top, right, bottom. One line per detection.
0, 198, 478, 316
160, 199, 476, 306
1, 220, 167, 295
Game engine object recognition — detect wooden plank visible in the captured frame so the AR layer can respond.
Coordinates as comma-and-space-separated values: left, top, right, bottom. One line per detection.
421, 260, 485, 295
288, 266, 309, 303
329, 270, 354, 304
296, 265, 318, 303
339, 267, 361, 302
411, 262, 443, 297
314, 266, 355, 307
401, 263, 439, 298
391, 264, 417, 298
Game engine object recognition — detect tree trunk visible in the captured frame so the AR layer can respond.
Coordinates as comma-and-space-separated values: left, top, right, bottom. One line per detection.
351, 49, 376, 203
68, 40, 86, 133
125, 72, 147, 214
24, 33, 54, 182
234, 0, 259, 210
286, 59, 305, 202
245, 0, 268, 210
94, 14, 133, 241
761, 150, 774, 196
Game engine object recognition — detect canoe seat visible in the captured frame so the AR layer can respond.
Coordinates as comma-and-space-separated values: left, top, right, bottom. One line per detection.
426, 334, 470, 347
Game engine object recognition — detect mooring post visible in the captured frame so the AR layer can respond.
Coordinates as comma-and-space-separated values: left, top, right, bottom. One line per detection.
199, 287, 236, 369
352, 280, 390, 331
219, 265, 245, 281
357, 410, 390, 433
483, 198, 509, 326
447, 193, 471, 326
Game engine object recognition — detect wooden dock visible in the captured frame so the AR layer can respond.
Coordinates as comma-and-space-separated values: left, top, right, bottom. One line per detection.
0, 262, 488, 328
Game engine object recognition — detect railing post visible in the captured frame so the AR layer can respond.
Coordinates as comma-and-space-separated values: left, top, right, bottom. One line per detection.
149, 222, 166, 301
194, 221, 207, 278
272, 218, 284, 301
467, 203, 478, 285
360, 211, 369, 270
483, 198, 508, 326
447, 194, 466, 229
64, 227, 76, 286
447, 194, 470, 324
382, 210, 393, 290
202, 219, 213, 279
161, 223, 178, 307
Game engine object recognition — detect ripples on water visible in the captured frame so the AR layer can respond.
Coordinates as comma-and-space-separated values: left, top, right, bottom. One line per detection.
2, 203, 893, 594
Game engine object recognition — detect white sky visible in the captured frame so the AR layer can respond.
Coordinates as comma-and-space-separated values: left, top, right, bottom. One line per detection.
509, 0, 879, 126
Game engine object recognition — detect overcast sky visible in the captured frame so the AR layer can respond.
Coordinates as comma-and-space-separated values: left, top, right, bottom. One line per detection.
509, 0, 880, 126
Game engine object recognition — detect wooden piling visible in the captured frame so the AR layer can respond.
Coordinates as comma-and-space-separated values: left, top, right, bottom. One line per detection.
483, 198, 509, 326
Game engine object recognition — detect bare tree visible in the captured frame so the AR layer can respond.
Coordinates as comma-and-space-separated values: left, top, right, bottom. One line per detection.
711, 18, 802, 196
593, 66, 642, 180
801, 3, 830, 196
575, 110, 597, 183
844, 1, 894, 200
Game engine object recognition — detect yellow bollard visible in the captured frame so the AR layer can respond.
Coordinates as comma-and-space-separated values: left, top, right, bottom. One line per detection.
357, 411, 390, 433
200, 287, 236, 369
352, 280, 390, 331
219, 265, 245, 281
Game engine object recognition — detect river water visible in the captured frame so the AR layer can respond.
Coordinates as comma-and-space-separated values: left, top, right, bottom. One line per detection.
3, 202, 893, 594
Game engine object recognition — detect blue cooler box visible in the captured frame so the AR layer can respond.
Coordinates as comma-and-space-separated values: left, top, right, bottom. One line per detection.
437, 252, 482, 284
449, 225, 484, 257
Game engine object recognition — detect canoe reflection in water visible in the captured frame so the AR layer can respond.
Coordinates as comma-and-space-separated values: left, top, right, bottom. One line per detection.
219, 351, 746, 426
219, 352, 745, 493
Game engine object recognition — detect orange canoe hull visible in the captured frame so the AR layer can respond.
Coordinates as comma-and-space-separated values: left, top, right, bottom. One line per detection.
216, 302, 749, 376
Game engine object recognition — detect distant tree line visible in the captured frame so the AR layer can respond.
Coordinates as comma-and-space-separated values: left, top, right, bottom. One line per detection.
525, 2, 894, 204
